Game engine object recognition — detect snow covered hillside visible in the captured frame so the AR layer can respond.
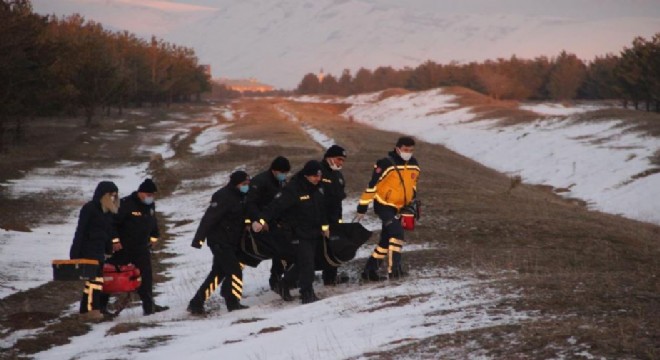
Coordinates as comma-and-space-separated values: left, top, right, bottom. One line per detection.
328, 89, 660, 226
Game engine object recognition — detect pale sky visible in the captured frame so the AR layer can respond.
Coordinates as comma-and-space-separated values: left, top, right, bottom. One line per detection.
31, 0, 660, 88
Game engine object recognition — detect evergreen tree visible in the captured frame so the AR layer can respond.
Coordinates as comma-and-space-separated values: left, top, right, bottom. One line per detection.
296, 73, 321, 94
546, 51, 587, 100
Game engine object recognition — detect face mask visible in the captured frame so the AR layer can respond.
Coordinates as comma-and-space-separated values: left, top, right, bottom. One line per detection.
399, 151, 413, 161
328, 158, 343, 171
239, 184, 249, 193
275, 173, 287, 182
142, 196, 154, 205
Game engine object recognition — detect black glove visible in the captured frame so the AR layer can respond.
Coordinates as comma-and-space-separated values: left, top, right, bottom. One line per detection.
191, 239, 203, 249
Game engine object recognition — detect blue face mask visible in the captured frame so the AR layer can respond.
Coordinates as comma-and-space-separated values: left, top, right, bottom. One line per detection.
276, 173, 287, 182
142, 196, 154, 205
239, 184, 249, 193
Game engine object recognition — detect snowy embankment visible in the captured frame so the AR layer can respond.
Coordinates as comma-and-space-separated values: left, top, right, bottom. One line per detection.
15, 103, 531, 359
297, 89, 660, 226
34, 169, 528, 360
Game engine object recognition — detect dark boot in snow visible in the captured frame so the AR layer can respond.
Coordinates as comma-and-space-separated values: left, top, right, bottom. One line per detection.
275, 280, 294, 302
187, 300, 206, 315
361, 270, 386, 282
145, 303, 170, 315
225, 297, 249, 312
301, 289, 320, 304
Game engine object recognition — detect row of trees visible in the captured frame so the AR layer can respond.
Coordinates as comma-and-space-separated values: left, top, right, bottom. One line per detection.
1, 0, 210, 150
296, 33, 660, 111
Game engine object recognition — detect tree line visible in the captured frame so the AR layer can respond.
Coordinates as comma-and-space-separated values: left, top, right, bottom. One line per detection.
296, 33, 660, 112
1, 0, 210, 150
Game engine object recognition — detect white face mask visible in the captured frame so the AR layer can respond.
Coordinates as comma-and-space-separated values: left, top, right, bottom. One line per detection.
398, 150, 413, 161
327, 158, 343, 171
142, 196, 154, 205
329, 162, 342, 171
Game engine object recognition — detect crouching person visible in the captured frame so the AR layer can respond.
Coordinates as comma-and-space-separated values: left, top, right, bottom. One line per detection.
187, 171, 251, 315
70, 181, 121, 321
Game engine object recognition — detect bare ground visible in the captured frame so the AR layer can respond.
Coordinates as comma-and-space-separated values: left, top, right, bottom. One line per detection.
1, 91, 659, 359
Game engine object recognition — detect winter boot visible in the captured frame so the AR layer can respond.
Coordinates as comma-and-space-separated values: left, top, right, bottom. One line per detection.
145, 303, 170, 315
301, 289, 320, 304
275, 280, 294, 302
389, 263, 406, 280
79, 310, 105, 322
269, 275, 279, 292
361, 270, 386, 282
187, 300, 206, 315
225, 297, 249, 312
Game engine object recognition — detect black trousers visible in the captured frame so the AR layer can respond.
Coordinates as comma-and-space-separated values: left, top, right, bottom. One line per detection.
364, 203, 405, 275
283, 236, 319, 294
191, 244, 243, 305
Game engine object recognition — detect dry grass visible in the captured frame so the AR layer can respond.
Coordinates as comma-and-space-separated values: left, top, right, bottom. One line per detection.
283, 95, 660, 360
1, 93, 658, 359
377, 88, 411, 101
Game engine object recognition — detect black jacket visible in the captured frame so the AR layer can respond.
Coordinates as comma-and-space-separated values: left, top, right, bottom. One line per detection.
260, 171, 328, 241
114, 192, 159, 254
245, 170, 286, 222
70, 182, 117, 262
192, 185, 247, 248
320, 159, 346, 223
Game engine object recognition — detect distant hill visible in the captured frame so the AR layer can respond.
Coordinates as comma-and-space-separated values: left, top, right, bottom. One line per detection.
214, 78, 275, 93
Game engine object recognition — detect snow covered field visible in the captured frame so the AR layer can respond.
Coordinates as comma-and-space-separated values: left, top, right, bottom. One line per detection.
2, 90, 658, 358
337, 89, 660, 226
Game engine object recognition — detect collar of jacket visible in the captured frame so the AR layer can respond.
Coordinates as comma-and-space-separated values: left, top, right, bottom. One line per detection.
388, 150, 405, 163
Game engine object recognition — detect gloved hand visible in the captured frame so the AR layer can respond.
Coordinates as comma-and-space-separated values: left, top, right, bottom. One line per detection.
112, 242, 123, 252
191, 239, 203, 249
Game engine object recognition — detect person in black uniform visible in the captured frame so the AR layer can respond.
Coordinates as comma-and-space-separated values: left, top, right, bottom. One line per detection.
253, 160, 329, 304
319, 145, 348, 286
109, 178, 169, 315
245, 156, 291, 291
187, 171, 251, 315
70, 181, 120, 320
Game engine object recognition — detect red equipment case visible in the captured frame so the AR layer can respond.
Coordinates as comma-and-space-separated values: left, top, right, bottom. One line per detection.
102, 263, 142, 294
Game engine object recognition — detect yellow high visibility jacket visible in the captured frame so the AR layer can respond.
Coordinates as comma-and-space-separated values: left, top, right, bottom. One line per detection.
357, 151, 420, 213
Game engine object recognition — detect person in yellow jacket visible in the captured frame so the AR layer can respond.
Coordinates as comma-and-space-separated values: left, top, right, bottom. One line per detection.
355, 136, 420, 280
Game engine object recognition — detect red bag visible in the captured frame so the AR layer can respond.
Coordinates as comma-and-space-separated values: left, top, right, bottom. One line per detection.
102, 263, 141, 294
401, 213, 415, 230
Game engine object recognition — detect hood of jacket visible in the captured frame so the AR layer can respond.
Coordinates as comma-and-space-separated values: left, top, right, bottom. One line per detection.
93, 181, 119, 201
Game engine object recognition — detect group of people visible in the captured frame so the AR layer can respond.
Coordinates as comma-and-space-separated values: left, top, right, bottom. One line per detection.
70, 179, 169, 320
186, 136, 420, 315
69, 136, 420, 319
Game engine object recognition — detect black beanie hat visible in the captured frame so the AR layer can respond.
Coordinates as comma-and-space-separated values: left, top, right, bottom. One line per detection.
229, 170, 249, 186
138, 178, 158, 193
301, 160, 323, 176
270, 156, 291, 172
324, 145, 347, 159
